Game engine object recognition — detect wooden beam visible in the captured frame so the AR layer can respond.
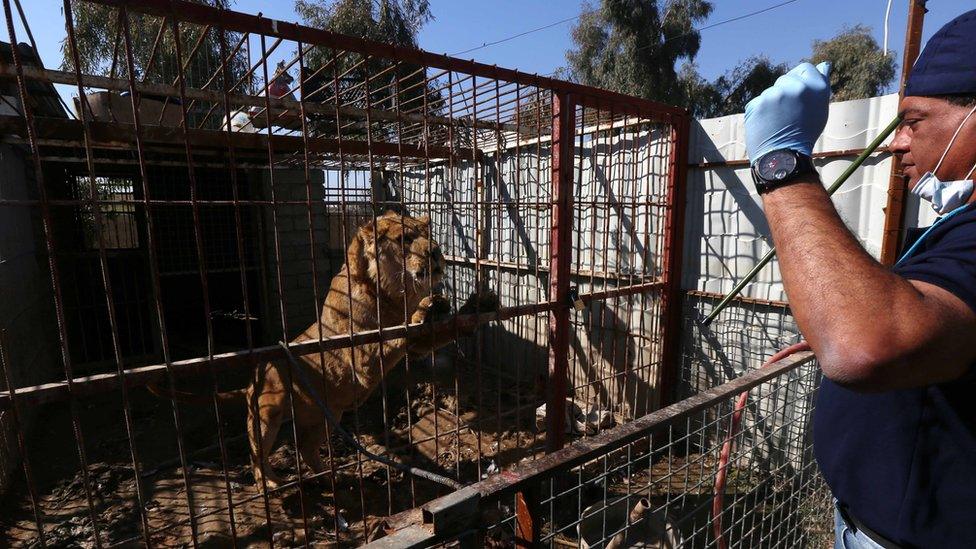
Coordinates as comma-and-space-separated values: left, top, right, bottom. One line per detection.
0, 115, 475, 160
0, 63, 520, 135
880, 0, 926, 265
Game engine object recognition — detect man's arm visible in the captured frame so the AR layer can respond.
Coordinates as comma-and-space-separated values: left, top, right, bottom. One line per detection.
762, 177, 976, 391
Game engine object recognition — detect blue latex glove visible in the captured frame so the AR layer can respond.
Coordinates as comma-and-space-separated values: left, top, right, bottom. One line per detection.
744, 61, 831, 164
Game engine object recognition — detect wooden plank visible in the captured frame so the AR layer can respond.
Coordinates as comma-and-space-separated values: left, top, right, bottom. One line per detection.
0, 115, 474, 160
0, 63, 519, 135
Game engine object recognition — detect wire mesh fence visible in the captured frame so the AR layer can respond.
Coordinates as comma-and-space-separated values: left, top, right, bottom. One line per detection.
399, 351, 830, 549
0, 0, 693, 546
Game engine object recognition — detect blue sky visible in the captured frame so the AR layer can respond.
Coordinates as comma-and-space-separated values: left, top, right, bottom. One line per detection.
9, 1, 974, 99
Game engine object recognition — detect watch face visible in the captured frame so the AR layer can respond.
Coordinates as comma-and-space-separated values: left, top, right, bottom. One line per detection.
758, 150, 798, 181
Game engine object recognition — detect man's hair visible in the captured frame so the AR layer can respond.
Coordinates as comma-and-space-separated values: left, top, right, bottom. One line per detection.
932, 94, 976, 107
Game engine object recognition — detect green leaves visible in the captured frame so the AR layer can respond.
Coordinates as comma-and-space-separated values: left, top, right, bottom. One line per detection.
565, 0, 714, 106
810, 25, 896, 102
565, 3, 895, 118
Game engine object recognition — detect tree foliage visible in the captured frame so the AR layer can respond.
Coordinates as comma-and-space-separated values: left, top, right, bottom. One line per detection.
684, 56, 790, 118
810, 24, 896, 101
566, 2, 896, 118
62, 0, 247, 90
296, 0, 442, 135
566, 0, 713, 106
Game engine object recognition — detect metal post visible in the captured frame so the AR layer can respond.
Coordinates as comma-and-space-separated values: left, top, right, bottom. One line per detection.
545, 91, 575, 454
658, 112, 691, 406
879, 0, 926, 265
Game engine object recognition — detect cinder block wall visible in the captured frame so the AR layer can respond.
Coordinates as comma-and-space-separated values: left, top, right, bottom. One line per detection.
0, 145, 60, 495
258, 168, 336, 340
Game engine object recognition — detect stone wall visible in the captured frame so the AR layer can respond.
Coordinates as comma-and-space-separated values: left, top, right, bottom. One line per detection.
257, 168, 338, 340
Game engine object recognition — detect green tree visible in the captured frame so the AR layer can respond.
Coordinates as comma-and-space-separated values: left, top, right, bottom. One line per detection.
810, 24, 896, 101
62, 0, 246, 90
685, 56, 789, 118
296, 0, 441, 136
566, 0, 713, 106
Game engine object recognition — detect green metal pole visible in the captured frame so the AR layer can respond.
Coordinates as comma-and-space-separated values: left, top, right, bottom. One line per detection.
702, 115, 902, 326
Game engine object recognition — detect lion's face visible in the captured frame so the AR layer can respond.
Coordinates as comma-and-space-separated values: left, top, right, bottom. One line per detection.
354, 212, 444, 297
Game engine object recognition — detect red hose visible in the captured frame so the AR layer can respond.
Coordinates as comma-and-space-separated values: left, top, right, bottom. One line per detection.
711, 341, 812, 549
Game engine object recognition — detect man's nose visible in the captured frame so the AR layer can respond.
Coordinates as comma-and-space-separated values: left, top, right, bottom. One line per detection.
889, 125, 911, 156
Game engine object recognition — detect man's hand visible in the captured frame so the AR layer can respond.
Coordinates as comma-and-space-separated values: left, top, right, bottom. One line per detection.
745, 62, 831, 163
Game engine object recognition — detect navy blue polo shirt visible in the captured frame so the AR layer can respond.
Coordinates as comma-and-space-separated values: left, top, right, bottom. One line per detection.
813, 202, 976, 548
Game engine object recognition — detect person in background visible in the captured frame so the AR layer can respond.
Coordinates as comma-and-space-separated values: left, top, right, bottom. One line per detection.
743, 10, 976, 549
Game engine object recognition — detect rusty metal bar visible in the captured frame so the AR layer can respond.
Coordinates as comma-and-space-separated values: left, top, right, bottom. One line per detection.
213, 18, 276, 537
880, 0, 926, 266
0, 114, 476, 160
687, 289, 790, 309
61, 2, 154, 543
118, 6, 202, 543
0, 64, 513, 135
78, 0, 685, 120
1, 0, 107, 544
0, 330, 46, 545
296, 37, 343, 535
545, 91, 576, 454
169, 16, 242, 540
658, 112, 691, 407
257, 31, 314, 536
514, 485, 541, 547
0, 278, 660, 410
487, 352, 812, 499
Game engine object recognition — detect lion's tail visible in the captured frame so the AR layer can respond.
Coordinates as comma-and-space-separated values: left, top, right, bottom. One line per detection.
146, 381, 247, 406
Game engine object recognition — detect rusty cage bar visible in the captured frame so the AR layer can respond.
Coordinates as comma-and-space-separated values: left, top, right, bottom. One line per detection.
0, 0, 708, 546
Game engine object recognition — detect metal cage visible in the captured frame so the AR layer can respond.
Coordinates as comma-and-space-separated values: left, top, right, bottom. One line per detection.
0, 0, 695, 546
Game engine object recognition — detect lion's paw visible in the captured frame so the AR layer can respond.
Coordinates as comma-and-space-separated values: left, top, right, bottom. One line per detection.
412, 294, 452, 324
459, 290, 500, 315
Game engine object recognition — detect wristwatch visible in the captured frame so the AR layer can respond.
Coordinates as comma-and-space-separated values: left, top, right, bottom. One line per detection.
751, 149, 817, 194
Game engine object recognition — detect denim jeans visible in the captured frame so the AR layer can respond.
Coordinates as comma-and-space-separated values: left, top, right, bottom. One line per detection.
834, 500, 885, 549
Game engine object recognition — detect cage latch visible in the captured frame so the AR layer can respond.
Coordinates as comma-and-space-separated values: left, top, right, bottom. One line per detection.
568, 285, 585, 310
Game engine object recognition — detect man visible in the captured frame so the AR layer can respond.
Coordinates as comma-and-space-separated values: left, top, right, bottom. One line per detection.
743, 10, 976, 549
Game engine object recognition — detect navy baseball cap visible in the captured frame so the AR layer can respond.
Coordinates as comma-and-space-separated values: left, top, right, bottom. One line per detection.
905, 9, 976, 97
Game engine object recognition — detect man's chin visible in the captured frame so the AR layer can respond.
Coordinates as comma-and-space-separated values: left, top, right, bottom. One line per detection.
903, 170, 920, 190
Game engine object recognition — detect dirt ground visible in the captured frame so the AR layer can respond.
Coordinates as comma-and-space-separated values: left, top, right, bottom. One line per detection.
0, 357, 546, 547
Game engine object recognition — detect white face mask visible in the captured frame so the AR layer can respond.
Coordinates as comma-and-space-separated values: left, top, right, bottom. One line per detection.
911, 103, 976, 215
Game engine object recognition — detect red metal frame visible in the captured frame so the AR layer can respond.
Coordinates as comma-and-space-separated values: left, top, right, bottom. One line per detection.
544, 91, 576, 455
658, 113, 691, 407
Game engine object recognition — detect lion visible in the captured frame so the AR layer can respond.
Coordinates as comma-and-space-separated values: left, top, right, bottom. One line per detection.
154, 212, 497, 489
